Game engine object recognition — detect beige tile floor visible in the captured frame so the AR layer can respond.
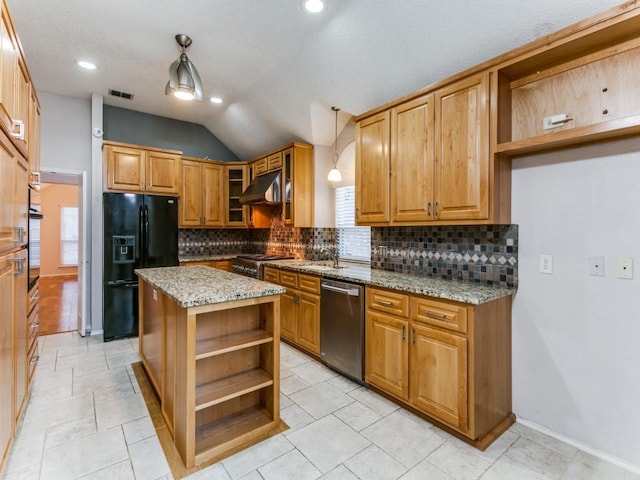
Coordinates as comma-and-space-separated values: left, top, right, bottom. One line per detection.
1, 332, 638, 480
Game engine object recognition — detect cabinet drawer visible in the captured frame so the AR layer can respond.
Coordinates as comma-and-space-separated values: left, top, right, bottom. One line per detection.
279, 271, 298, 288
28, 303, 39, 345
27, 339, 38, 381
367, 287, 409, 317
267, 153, 282, 170
411, 297, 467, 334
254, 158, 268, 175
298, 274, 320, 294
213, 261, 231, 271
28, 284, 39, 314
263, 267, 279, 283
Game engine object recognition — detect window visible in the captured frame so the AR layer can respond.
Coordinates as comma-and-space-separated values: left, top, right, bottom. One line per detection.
60, 206, 78, 266
335, 185, 371, 262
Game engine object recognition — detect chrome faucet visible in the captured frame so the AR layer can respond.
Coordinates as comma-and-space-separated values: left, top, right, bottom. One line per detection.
322, 247, 340, 268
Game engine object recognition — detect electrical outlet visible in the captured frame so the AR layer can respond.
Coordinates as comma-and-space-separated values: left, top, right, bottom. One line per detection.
539, 254, 553, 274
617, 257, 633, 279
589, 256, 604, 276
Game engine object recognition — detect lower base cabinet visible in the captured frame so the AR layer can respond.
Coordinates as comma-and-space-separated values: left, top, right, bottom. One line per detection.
366, 286, 512, 447
263, 267, 320, 355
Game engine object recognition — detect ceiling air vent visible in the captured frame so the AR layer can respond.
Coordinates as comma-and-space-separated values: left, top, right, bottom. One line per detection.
108, 89, 134, 100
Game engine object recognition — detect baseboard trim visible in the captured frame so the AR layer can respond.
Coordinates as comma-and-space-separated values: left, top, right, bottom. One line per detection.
516, 417, 640, 475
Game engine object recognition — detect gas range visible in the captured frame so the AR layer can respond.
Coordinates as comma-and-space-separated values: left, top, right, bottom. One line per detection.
230, 254, 293, 279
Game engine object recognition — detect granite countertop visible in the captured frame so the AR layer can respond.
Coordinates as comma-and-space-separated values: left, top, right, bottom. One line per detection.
262, 260, 515, 305
135, 266, 285, 308
179, 253, 242, 263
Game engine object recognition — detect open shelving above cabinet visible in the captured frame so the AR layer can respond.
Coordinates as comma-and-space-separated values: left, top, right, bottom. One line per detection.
494, 7, 640, 157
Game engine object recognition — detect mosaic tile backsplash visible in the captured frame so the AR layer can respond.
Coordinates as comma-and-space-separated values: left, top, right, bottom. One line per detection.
371, 225, 518, 288
179, 224, 518, 288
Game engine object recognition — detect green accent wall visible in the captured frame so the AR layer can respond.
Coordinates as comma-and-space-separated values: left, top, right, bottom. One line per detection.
103, 105, 239, 161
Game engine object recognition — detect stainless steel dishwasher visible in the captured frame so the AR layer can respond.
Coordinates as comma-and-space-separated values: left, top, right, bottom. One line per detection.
320, 278, 366, 384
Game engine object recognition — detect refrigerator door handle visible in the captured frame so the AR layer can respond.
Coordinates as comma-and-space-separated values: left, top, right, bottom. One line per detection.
139, 204, 146, 266
143, 204, 150, 265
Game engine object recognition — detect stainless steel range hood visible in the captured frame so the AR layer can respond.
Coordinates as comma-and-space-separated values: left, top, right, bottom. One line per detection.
239, 169, 284, 205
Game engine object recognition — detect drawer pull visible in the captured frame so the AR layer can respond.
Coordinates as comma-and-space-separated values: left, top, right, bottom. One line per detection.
423, 310, 447, 319
33, 321, 40, 328
411, 328, 416, 344
30, 355, 39, 364
376, 299, 394, 306
401, 325, 405, 341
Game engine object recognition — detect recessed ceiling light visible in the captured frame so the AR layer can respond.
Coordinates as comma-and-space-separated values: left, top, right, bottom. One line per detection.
77, 60, 96, 70
210, 97, 223, 104
303, 0, 325, 14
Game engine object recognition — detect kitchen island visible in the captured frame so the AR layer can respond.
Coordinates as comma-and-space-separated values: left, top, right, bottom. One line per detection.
135, 266, 285, 469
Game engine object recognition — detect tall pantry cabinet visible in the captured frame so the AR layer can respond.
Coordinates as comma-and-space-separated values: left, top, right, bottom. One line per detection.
0, 0, 40, 474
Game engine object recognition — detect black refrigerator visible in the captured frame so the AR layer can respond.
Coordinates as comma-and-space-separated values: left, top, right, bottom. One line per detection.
103, 193, 178, 341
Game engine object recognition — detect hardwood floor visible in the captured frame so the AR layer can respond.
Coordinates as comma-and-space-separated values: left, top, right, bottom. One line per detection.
38, 274, 78, 335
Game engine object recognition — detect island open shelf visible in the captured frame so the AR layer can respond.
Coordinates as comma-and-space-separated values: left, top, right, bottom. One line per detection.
136, 266, 283, 469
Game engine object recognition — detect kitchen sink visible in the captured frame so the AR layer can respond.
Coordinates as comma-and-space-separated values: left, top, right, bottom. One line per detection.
301, 264, 348, 271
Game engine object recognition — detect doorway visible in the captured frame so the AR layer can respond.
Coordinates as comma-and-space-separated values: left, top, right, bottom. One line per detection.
38, 170, 89, 336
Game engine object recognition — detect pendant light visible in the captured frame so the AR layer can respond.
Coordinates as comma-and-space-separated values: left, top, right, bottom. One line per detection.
328, 106, 342, 183
165, 34, 203, 101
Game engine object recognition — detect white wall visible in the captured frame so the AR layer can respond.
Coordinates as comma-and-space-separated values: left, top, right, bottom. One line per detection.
512, 136, 640, 470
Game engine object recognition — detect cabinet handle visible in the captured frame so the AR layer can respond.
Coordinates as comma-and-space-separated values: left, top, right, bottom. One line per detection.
33, 321, 39, 328
426, 202, 431, 216
434, 201, 439, 216
11, 119, 25, 140
30, 355, 39, 364
401, 325, 405, 341
376, 299, 393, 306
423, 310, 447, 319
411, 328, 416, 344
13, 258, 24, 275
13, 226, 25, 243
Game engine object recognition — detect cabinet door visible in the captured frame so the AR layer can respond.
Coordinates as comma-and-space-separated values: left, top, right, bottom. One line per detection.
202, 163, 224, 226
179, 160, 204, 226
146, 151, 180, 194
0, 254, 14, 462
280, 288, 297, 342
297, 292, 320, 354
13, 58, 29, 157
0, 10, 17, 141
225, 165, 248, 227
410, 323, 468, 431
434, 72, 489, 221
105, 145, 145, 192
14, 158, 27, 248
28, 89, 40, 173
13, 249, 27, 424
391, 94, 434, 223
365, 311, 408, 400
355, 111, 390, 224
0, 139, 14, 252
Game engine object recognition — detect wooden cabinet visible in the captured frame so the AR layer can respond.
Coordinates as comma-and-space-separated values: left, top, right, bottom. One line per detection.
179, 260, 231, 272
0, 129, 26, 253
28, 88, 40, 175
263, 267, 320, 355
138, 276, 281, 468
0, 253, 13, 468
357, 73, 493, 226
355, 111, 390, 224
225, 164, 248, 227
390, 94, 434, 222
12, 248, 27, 424
249, 143, 314, 228
365, 286, 512, 448
104, 141, 181, 195
26, 281, 38, 384
179, 158, 224, 227
434, 73, 489, 221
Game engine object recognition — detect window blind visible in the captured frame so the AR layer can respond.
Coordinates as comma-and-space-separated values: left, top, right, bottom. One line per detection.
335, 185, 371, 262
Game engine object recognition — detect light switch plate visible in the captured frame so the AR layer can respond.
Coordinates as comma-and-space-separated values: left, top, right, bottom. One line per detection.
617, 257, 633, 279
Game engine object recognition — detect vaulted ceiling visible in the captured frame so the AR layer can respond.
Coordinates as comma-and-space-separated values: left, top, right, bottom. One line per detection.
8, 0, 622, 159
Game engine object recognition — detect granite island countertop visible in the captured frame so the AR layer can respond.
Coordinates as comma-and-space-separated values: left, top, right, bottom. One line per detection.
135, 265, 285, 308
262, 260, 515, 305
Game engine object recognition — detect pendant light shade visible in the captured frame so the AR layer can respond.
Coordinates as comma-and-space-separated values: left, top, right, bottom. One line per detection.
165, 34, 203, 101
328, 106, 342, 183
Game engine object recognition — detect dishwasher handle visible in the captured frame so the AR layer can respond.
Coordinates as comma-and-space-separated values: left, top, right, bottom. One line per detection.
321, 283, 360, 296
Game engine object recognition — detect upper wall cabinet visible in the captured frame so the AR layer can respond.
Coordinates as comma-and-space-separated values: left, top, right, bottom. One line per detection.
493, 6, 640, 157
248, 142, 313, 228
0, 4, 31, 159
179, 158, 224, 228
103, 141, 181, 195
356, 72, 506, 226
